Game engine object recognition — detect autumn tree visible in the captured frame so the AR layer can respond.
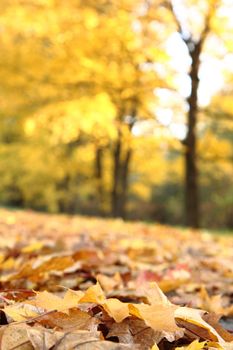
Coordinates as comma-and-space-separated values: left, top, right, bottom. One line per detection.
167, 0, 232, 228
0, 0, 169, 217
1, 0, 232, 226
93, 0, 170, 218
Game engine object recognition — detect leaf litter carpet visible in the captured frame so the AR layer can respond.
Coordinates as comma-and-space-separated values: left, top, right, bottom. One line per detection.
0, 209, 232, 350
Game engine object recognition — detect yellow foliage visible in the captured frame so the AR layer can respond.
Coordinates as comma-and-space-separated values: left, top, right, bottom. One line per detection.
32, 94, 116, 144
0, 0, 232, 226
199, 131, 232, 161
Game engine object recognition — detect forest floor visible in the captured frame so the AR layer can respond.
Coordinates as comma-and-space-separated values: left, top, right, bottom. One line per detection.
0, 208, 232, 350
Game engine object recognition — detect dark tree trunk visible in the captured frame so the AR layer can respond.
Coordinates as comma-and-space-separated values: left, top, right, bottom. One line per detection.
169, 1, 213, 228
111, 136, 132, 219
120, 147, 132, 219
95, 146, 104, 215
111, 108, 136, 219
185, 41, 203, 228
111, 129, 122, 217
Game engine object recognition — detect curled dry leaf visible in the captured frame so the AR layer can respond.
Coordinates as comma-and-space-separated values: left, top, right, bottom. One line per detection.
175, 307, 225, 343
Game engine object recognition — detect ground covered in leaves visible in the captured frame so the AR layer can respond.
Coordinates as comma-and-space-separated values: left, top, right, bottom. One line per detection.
0, 209, 232, 350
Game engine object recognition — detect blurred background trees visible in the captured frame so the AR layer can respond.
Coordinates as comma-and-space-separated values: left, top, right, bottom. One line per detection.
0, 0, 232, 228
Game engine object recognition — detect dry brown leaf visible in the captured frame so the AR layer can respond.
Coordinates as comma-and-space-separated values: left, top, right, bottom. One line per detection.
27, 328, 100, 350
0, 324, 33, 350
74, 341, 132, 349
34, 308, 95, 332
107, 318, 167, 349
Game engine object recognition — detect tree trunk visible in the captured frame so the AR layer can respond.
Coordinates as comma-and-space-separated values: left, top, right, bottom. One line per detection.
111, 104, 136, 219
111, 129, 122, 217
111, 136, 133, 219
95, 146, 104, 215
120, 147, 132, 219
185, 41, 202, 228
169, 1, 213, 228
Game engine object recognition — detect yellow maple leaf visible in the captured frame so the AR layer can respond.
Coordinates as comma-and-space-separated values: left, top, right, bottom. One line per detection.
102, 298, 129, 323
79, 282, 106, 304
129, 303, 181, 333
3, 303, 39, 321
29, 289, 84, 313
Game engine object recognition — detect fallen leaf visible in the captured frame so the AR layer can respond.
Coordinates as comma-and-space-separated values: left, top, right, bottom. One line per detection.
35, 308, 95, 332
103, 298, 130, 323
0, 324, 33, 350
129, 303, 181, 333
27, 328, 100, 350
29, 289, 84, 313
3, 303, 40, 322
203, 313, 233, 342
79, 282, 106, 304
97, 274, 119, 292
175, 307, 225, 343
